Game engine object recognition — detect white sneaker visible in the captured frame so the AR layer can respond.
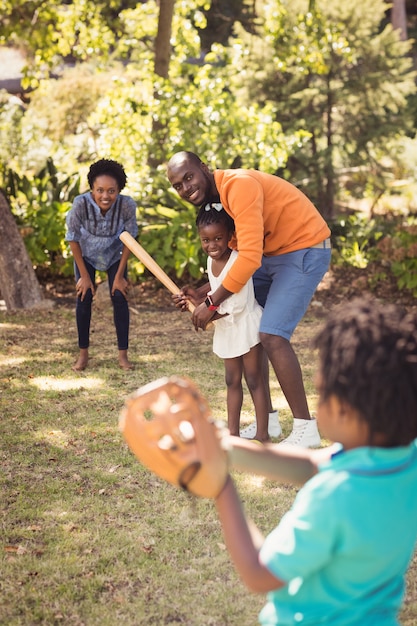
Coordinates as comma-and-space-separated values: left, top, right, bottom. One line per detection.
267, 411, 281, 437
240, 410, 281, 439
278, 418, 321, 448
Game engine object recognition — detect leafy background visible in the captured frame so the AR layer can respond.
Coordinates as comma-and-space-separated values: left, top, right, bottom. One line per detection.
1, 0, 417, 296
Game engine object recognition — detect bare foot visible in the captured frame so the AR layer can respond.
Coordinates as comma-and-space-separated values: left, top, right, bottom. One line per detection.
119, 350, 134, 370
72, 350, 89, 372
119, 360, 134, 370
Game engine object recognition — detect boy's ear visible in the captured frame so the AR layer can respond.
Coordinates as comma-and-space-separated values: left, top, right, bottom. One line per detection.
338, 399, 349, 418
334, 398, 357, 424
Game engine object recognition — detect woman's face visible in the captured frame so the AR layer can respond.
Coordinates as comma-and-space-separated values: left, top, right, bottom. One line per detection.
91, 175, 120, 214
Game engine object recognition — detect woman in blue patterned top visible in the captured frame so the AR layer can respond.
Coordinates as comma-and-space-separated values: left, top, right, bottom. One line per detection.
65, 159, 138, 371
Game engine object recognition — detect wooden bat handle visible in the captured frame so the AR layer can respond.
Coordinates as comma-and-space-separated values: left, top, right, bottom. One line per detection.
120, 231, 195, 313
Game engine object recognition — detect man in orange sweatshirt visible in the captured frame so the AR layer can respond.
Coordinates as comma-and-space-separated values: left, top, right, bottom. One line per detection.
167, 151, 331, 447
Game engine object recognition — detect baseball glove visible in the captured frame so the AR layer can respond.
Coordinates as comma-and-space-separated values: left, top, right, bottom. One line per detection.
119, 376, 229, 498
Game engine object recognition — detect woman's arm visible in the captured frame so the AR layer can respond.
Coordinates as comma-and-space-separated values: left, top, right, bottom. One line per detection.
112, 245, 131, 297
69, 241, 95, 300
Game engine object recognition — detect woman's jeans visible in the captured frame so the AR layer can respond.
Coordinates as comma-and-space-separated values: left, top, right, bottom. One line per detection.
74, 259, 129, 350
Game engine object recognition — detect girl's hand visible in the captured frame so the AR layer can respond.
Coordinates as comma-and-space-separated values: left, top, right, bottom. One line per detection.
172, 292, 190, 312
172, 286, 200, 311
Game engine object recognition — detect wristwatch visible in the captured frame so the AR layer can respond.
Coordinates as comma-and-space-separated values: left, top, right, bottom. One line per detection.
204, 294, 219, 311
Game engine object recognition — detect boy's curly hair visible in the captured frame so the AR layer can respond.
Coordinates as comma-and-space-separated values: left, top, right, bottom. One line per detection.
87, 159, 127, 190
196, 204, 235, 234
314, 296, 417, 446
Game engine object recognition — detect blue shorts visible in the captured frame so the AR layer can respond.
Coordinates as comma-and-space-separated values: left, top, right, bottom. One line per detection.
253, 248, 331, 340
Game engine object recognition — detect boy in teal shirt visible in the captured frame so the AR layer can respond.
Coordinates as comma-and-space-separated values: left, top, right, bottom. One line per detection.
218, 297, 417, 625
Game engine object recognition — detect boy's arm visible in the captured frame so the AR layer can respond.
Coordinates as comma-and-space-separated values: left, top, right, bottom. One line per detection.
227, 437, 333, 486
215, 476, 285, 593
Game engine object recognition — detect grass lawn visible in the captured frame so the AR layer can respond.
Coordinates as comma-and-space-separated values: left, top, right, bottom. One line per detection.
1, 288, 416, 625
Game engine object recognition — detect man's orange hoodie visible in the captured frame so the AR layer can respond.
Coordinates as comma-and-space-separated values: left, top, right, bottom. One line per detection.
214, 169, 331, 293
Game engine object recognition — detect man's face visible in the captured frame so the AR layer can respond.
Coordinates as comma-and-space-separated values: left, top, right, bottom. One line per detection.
167, 157, 214, 206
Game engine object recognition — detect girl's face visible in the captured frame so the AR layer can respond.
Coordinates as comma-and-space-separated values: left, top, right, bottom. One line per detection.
91, 175, 120, 214
198, 222, 232, 262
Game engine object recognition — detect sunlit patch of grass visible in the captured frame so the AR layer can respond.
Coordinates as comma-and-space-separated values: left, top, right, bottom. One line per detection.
0, 322, 27, 330
0, 355, 27, 366
135, 351, 176, 362
34, 428, 71, 448
0, 301, 415, 625
30, 376, 104, 391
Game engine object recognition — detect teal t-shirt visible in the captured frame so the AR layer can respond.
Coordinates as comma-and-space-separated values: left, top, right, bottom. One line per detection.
259, 441, 417, 625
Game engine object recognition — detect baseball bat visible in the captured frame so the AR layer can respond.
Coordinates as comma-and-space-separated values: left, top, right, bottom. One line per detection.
120, 231, 195, 313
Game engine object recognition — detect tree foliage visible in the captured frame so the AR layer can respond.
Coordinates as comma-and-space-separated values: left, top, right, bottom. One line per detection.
5, 159, 80, 273
0, 0, 143, 86
230, 0, 416, 218
0, 0, 416, 280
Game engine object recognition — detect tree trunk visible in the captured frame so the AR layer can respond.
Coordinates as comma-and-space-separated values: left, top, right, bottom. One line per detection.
154, 0, 176, 79
391, 0, 407, 41
0, 190, 46, 310
148, 0, 176, 169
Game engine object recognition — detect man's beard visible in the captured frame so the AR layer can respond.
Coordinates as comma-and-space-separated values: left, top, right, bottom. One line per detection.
200, 184, 220, 208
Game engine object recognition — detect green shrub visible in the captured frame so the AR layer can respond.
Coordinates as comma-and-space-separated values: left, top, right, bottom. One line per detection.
375, 218, 417, 296
332, 211, 417, 297
6, 159, 80, 275
330, 213, 386, 268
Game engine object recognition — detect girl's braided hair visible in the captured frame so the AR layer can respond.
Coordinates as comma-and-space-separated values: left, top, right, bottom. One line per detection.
87, 159, 127, 191
314, 296, 417, 446
196, 204, 235, 234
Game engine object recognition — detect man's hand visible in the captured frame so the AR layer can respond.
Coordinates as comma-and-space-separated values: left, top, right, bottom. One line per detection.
191, 302, 215, 331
